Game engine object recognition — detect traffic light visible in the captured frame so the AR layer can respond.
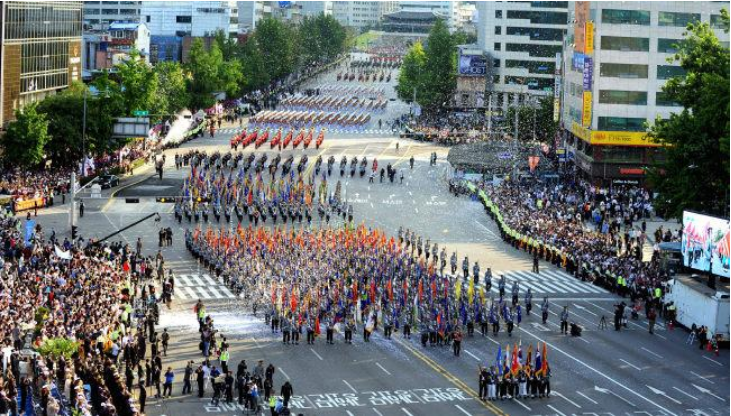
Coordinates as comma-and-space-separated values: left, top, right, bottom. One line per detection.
71, 225, 78, 239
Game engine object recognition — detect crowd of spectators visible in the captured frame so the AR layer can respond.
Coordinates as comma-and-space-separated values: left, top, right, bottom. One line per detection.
472, 178, 676, 301
0, 208, 171, 415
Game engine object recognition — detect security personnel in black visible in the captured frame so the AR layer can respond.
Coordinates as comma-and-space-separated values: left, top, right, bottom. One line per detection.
462, 256, 469, 281
344, 318, 354, 344
505, 308, 514, 337
383, 312, 393, 339
511, 281, 520, 306
560, 306, 569, 335
525, 288, 533, 315
306, 318, 316, 344
479, 366, 489, 400
326, 316, 335, 344
490, 304, 499, 336
541, 297, 550, 324
402, 314, 411, 339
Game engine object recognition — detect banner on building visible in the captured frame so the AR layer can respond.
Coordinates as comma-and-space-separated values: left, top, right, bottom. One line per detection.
574, 2, 589, 53
582, 58, 593, 90
585, 21, 595, 54
458, 52, 487, 76
582, 91, 592, 127
572, 53, 585, 71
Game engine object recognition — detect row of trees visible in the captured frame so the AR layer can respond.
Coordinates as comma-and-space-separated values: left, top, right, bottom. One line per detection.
2, 14, 349, 169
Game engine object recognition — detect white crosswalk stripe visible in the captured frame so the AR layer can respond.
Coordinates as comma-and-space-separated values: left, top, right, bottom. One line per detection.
170, 273, 238, 300
487, 269, 608, 296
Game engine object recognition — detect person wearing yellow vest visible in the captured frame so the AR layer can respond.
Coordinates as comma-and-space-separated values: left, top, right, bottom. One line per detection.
220, 347, 229, 374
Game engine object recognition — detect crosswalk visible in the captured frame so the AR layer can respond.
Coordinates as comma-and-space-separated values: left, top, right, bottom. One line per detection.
172, 273, 238, 301
216, 128, 245, 135
485, 269, 607, 297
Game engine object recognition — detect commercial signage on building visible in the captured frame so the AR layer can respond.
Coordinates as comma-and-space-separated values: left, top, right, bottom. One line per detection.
585, 21, 594, 54
458, 52, 487, 76
572, 53, 585, 71
582, 91, 592, 127
574, 2, 589, 53
582, 57, 593, 90
554, 53, 562, 122
619, 168, 645, 175
570, 122, 661, 147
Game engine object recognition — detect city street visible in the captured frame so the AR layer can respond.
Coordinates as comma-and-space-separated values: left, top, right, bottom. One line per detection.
34, 124, 730, 416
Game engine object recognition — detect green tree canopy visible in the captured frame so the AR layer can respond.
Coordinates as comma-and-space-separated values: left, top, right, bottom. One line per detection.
1, 103, 49, 168
253, 17, 295, 81
115, 50, 159, 116
396, 41, 426, 103
154, 61, 190, 114
648, 9, 730, 219
187, 38, 223, 109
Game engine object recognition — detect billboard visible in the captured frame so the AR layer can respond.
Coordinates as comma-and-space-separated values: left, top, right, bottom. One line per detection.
681, 211, 730, 278
582, 92, 592, 127
585, 21, 595, 54
458, 53, 487, 76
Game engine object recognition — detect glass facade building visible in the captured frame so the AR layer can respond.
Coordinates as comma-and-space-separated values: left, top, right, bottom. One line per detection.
1, 1, 83, 126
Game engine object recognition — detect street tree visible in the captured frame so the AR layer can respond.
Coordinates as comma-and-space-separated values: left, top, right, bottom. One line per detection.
648, 9, 730, 219
240, 37, 269, 91
154, 61, 190, 115
253, 17, 295, 81
187, 38, 221, 110
115, 50, 159, 116
1, 103, 49, 168
396, 41, 426, 103
420, 19, 457, 111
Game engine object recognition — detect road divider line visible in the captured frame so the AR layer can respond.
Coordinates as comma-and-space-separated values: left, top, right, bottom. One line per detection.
373, 408, 384, 416
310, 348, 323, 361
619, 358, 642, 371
343, 380, 358, 394
547, 404, 567, 416
672, 386, 698, 401
513, 398, 531, 411
641, 347, 663, 359
464, 349, 481, 361
454, 404, 472, 416
346, 411, 355, 416
702, 356, 724, 367
690, 371, 715, 384
401, 408, 415, 416
554, 391, 581, 408
393, 338, 506, 416
279, 367, 290, 380
375, 362, 391, 375
576, 391, 598, 405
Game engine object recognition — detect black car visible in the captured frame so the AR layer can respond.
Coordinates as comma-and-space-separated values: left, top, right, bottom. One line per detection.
96, 174, 120, 189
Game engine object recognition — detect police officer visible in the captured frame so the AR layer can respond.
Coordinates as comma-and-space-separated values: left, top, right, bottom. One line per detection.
560, 306, 569, 335
525, 288, 533, 316
462, 256, 469, 281
541, 297, 550, 325
511, 281, 520, 306
484, 268, 493, 292
450, 252, 458, 275
472, 261, 480, 285
498, 274, 506, 299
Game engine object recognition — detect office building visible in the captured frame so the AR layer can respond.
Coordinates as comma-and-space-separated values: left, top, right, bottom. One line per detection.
0, 1, 83, 127
301, 1, 333, 18
83, 22, 150, 72
83, 1, 142, 31
141, 1, 238, 38
562, 1, 727, 185
332, 1, 398, 30
476, 1, 569, 112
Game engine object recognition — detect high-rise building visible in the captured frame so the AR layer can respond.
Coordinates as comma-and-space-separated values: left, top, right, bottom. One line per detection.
476, 1, 568, 112
141, 1, 239, 38
562, 1, 727, 185
83, 1, 142, 31
301, 1, 333, 18
332, 1, 398, 30
0, 1, 83, 127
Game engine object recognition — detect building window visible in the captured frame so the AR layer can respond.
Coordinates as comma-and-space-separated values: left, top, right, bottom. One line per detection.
506, 43, 562, 57
505, 59, 555, 74
494, 26, 501, 35
495, 10, 502, 19
146, 15, 151, 23
598, 116, 646, 131
494, 42, 501, 51
658, 11, 700, 27
506, 26, 564, 41
86, 9, 100, 15
176, 15, 192, 23
600, 36, 649, 52
601, 9, 650, 26
493, 59, 501, 68
599, 63, 648, 79
119, 9, 138, 15
657, 38, 682, 53
507, 10, 567, 25
656, 91, 682, 107
598, 90, 647, 105
657, 65, 686, 80
102, 8, 119, 15
505, 76, 554, 91
530, 2, 569, 8
711, 14, 725, 29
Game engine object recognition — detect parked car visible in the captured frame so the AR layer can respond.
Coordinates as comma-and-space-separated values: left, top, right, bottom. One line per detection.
96, 174, 120, 189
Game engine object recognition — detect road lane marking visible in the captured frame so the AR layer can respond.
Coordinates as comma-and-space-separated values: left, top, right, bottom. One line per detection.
702, 356, 724, 367
513, 398, 531, 411
554, 391, 581, 408
376, 362, 391, 375
401, 408, 415, 416
346, 411, 355, 416
373, 408, 384, 416
279, 367, 290, 380
672, 386, 698, 401
576, 391, 598, 405
464, 349, 481, 361
619, 358, 642, 371
455, 404, 472, 416
641, 347, 663, 359
392, 338, 506, 415
310, 348, 323, 361
547, 404, 567, 416
519, 328, 677, 416
474, 221, 498, 238
690, 371, 715, 384
343, 380, 358, 394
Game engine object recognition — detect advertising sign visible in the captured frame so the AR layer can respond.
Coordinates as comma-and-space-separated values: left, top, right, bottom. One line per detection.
582, 57, 593, 90
458, 53, 487, 76
574, 2, 589, 53
582, 92, 592, 127
572, 53, 585, 71
591, 130, 657, 147
681, 211, 730, 278
585, 21, 595, 54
